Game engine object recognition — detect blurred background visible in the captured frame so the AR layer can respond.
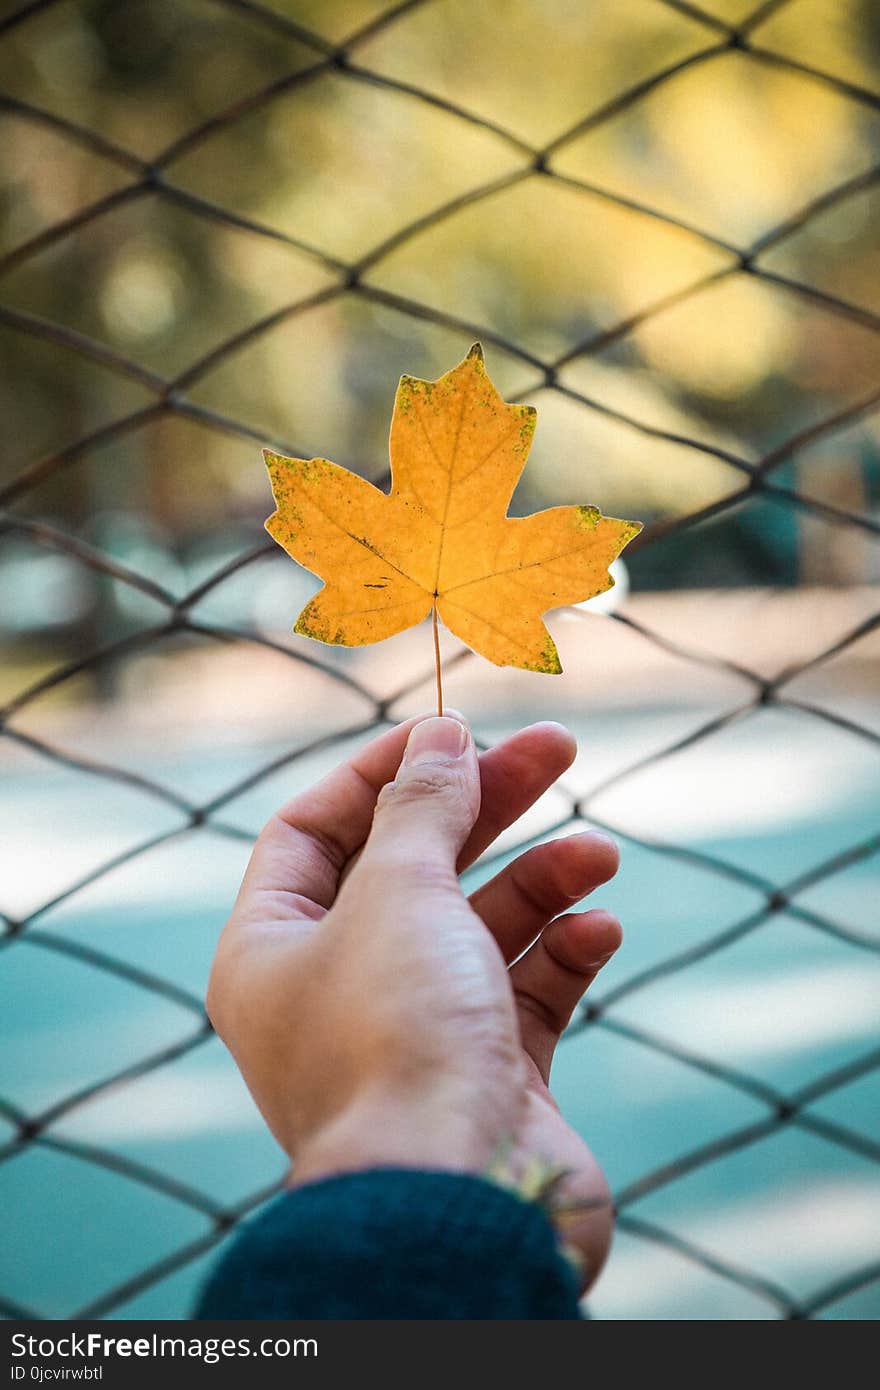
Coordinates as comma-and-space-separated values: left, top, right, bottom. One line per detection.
1, 0, 879, 1320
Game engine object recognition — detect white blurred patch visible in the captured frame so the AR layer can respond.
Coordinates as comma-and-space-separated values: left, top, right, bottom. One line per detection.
618, 962, 880, 1067
590, 1178, 880, 1318
591, 710, 878, 840
57, 1067, 264, 1143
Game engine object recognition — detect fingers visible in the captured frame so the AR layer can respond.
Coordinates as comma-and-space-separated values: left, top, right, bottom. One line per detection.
469, 831, 619, 963
235, 717, 424, 921
350, 716, 481, 887
458, 722, 576, 871
511, 909, 622, 1084
238, 716, 578, 924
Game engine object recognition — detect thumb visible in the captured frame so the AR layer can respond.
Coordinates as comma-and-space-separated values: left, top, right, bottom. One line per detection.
356, 715, 480, 884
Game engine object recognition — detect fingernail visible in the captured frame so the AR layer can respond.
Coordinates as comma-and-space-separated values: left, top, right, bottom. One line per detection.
405, 716, 468, 766
589, 831, 618, 851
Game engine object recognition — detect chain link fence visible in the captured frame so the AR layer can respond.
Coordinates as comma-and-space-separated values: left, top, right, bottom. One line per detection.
1, 0, 879, 1319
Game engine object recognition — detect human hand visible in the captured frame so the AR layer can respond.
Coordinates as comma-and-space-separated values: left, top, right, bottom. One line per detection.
207, 714, 622, 1286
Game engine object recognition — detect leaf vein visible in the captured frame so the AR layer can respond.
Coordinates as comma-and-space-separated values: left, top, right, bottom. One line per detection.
287, 477, 423, 590
455, 416, 524, 486
433, 367, 476, 595
440, 596, 541, 657
441, 536, 612, 596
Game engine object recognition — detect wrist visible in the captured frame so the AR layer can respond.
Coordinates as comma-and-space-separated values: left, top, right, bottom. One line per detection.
287, 1085, 508, 1190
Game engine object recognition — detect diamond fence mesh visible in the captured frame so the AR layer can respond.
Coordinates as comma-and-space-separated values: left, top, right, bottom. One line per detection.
1, 0, 879, 1320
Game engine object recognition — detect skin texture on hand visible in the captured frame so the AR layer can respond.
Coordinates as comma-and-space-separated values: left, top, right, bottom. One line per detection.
207, 714, 622, 1290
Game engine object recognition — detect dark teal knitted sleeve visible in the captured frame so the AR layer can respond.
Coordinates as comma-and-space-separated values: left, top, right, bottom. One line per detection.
194, 1169, 581, 1319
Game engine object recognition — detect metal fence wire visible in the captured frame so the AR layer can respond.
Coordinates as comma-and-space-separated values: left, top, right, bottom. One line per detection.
1, 0, 879, 1321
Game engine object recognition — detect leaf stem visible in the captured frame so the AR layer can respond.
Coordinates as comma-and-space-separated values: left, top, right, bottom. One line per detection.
432, 599, 443, 716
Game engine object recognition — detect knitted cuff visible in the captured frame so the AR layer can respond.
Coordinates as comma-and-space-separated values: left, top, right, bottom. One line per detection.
195, 1168, 582, 1320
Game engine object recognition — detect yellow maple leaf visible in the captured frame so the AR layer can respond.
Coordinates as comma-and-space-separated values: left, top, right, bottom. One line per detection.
264, 344, 641, 677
